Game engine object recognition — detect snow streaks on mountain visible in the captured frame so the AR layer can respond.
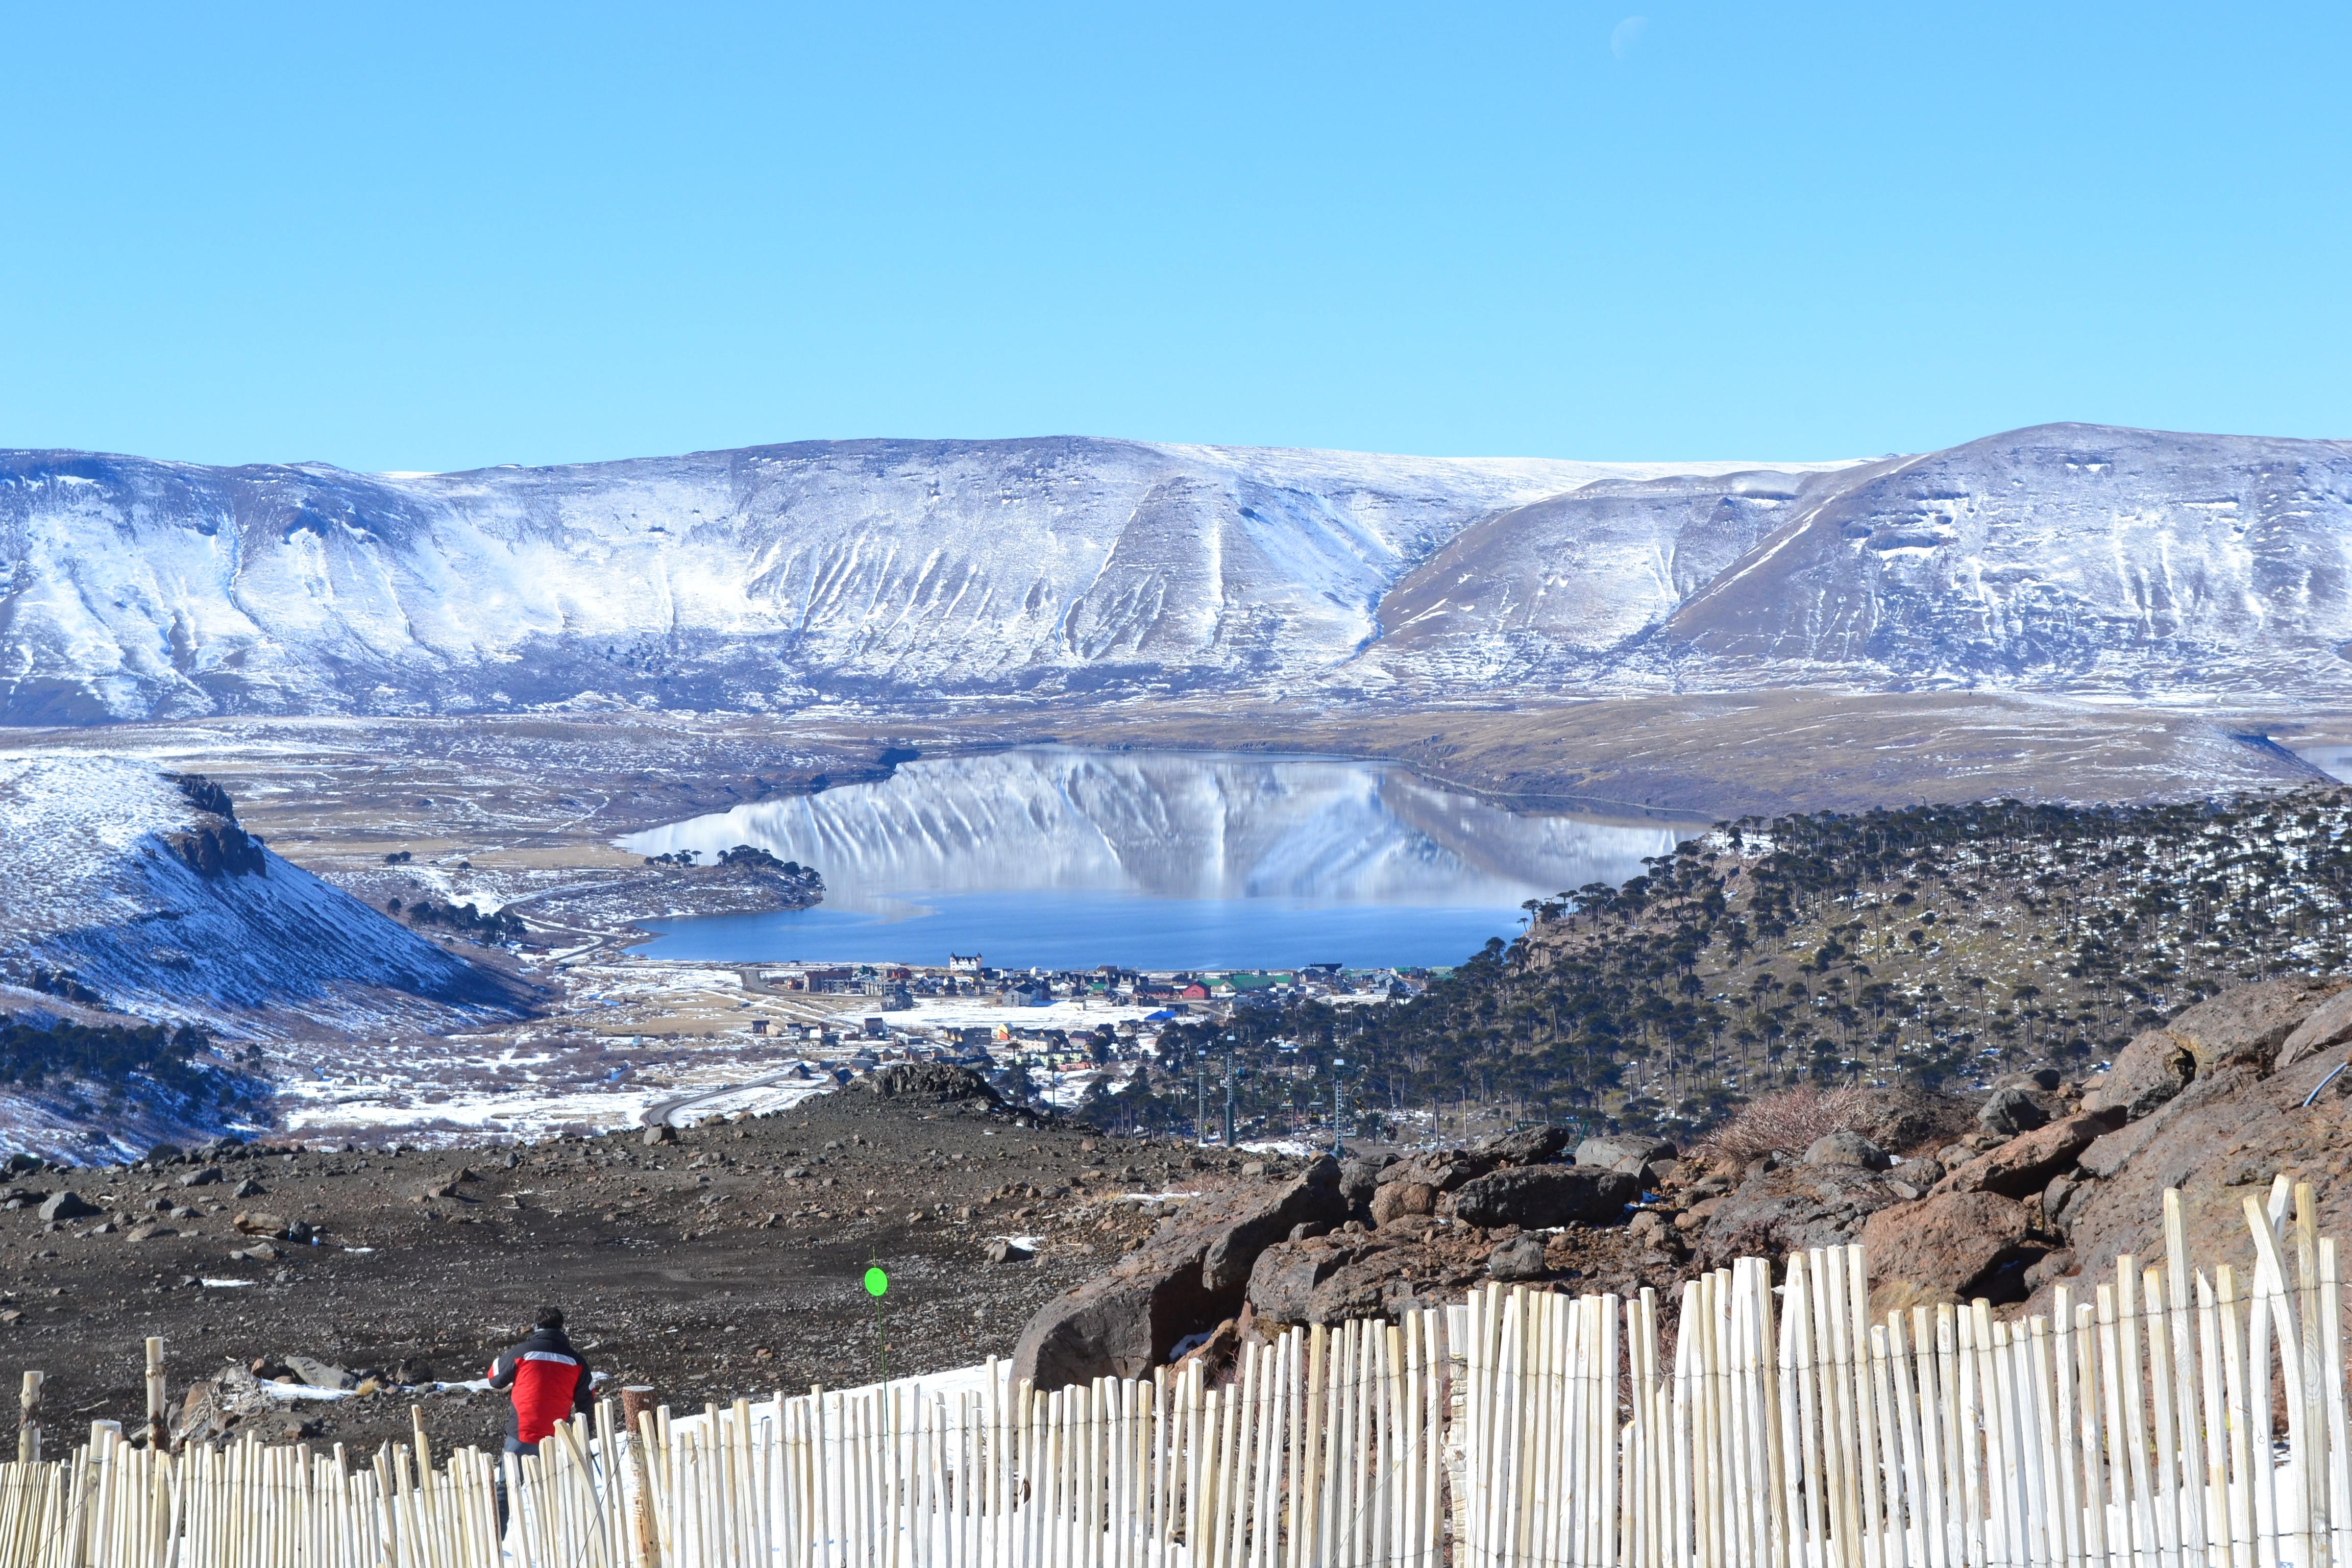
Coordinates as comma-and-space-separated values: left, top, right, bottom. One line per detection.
0, 756, 526, 1036
4, 424, 2351, 721
0, 439, 1771, 722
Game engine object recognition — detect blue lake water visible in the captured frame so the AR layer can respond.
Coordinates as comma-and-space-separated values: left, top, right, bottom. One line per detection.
620, 748, 1705, 971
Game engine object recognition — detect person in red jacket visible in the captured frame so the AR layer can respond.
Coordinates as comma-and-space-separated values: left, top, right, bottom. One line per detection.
487, 1306, 594, 1534
487, 1306, 594, 1452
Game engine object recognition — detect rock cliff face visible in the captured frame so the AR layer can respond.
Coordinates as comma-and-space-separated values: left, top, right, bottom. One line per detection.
8, 423, 2352, 722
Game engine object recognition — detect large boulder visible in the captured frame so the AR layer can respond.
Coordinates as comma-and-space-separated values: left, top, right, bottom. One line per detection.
1246, 1235, 1383, 1321
1474, 1126, 1573, 1167
1246, 1229, 1500, 1325
1376, 1149, 1491, 1193
1337, 1157, 1389, 1213
1368, 1181, 1439, 1229
38, 1190, 96, 1223
1012, 1158, 1343, 1389
2082, 1029, 2196, 1120
1804, 1131, 1889, 1170
1576, 1136, 1675, 1175
1446, 1165, 1635, 1228
1861, 1190, 2034, 1302
1696, 1163, 1906, 1269
1933, 1110, 2118, 1199
1976, 1088, 2047, 1138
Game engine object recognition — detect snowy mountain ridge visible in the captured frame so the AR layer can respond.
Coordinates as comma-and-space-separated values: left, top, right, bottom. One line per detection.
5, 424, 2351, 720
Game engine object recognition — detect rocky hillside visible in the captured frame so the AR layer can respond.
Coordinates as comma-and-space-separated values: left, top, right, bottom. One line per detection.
7, 982, 2335, 1449
0, 756, 530, 1040
1098, 787, 2352, 1150
7, 424, 2352, 721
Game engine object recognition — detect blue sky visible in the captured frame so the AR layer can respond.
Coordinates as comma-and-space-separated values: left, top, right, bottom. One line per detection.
2, 4, 2345, 472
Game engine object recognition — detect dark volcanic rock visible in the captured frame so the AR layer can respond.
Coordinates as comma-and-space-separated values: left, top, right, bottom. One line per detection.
1976, 1088, 2048, 1138
1246, 1235, 1385, 1321
1487, 1235, 1549, 1280
1369, 1182, 1438, 1229
1696, 1164, 1906, 1269
1337, 1157, 1389, 1213
2084, 1030, 2196, 1120
1861, 1190, 2033, 1302
1804, 1131, 1889, 1170
38, 1191, 96, 1222
167, 819, 267, 878
1473, 1126, 1572, 1167
1933, 1110, 2118, 1199
1446, 1165, 1635, 1228
1012, 1157, 1343, 1388
1376, 1150, 1492, 1193
866, 1063, 999, 1103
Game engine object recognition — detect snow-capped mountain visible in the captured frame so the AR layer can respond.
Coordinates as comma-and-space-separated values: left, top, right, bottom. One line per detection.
1359, 425, 2352, 701
0, 438, 1811, 723
4, 423, 2349, 721
0, 755, 528, 1036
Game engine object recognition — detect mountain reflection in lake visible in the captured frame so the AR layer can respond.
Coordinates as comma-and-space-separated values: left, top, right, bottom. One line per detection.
618, 748, 1702, 970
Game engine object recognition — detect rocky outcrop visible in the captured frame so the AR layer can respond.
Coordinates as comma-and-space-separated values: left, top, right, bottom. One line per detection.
865, 1063, 999, 1102
2278, 988, 2352, 1068
2081, 1032, 2195, 1120
1012, 1159, 1344, 1388
1446, 1166, 1635, 1229
2085, 978, 2349, 1121
1932, 1111, 2118, 1199
166, 820, 267, 879
1696, 1163, 1907, 1270
1861, 1191, 2035, 1302
1369, 1181, 1439, 1228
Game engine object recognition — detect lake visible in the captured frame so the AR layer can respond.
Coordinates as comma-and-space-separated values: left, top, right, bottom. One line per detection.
618, 748, 1706, 971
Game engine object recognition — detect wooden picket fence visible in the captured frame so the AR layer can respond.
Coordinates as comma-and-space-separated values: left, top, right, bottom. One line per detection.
0, 1180, 2346, 1568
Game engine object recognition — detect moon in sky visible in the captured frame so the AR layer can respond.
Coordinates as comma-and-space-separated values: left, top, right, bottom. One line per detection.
1611, 16, 1647, 59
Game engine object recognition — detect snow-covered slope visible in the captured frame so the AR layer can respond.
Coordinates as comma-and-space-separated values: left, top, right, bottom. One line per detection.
0, 756, 529, 1036
8, 424, 2350, 719
1359, 425, 2352, 701
0, 438, 1840, 721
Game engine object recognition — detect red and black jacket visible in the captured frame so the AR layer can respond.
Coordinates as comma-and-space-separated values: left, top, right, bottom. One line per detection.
486, 1327, 593, 1445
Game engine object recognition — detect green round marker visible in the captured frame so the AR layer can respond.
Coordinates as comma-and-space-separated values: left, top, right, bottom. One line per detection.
863, 1265, 889, 1297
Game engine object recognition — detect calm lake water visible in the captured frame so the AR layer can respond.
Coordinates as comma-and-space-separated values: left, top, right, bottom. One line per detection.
618, 748, 1705, 971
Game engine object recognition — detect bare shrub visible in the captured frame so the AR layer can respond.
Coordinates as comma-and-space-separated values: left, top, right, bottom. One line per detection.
1695, 1085, 1874, 1169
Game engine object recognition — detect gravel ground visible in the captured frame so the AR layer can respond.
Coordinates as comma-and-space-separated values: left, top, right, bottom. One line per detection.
0, 1086, 1278, 1457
